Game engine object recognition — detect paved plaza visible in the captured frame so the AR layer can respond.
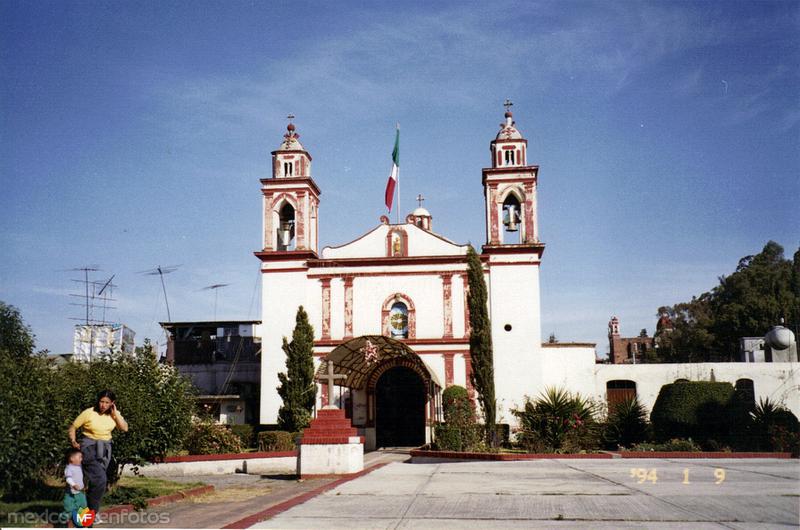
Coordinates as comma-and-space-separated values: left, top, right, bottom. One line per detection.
255, 458, 800, 529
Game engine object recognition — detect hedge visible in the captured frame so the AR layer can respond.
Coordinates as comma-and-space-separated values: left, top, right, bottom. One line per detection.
258, 430, 297, 452
650, 382, 735, 444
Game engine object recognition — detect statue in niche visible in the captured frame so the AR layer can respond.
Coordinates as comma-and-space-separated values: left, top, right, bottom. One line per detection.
392, 232, 402, 256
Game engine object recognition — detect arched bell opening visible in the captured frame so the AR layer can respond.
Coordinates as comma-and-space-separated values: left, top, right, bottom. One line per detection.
276, 202, 296, 250
501, 192, 523, 244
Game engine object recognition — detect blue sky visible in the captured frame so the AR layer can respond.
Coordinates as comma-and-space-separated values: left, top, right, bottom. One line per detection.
1, 1, 798, 357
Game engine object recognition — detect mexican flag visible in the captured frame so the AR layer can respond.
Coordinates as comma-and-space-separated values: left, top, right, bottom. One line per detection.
384, 126, 399, 211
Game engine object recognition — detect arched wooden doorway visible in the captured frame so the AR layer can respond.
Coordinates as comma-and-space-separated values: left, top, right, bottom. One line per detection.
375, 366, 426, 447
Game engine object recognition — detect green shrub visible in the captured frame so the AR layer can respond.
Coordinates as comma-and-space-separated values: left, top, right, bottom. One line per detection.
512, 387, 598, 452
604, 396, 649, 449
749, 398, 800, 454
0, 306, 196, 493
631, 438, 702, 452
184, 420, 243, 455
434, 424, 463, 451
442, 385, 474, 426
230, 424, 255, 448
58, 340, 197, 483
650, 382, 735, 444
258, 430, 296, 452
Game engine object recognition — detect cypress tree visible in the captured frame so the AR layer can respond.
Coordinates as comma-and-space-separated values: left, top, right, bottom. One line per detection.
276, 306, 317, 431
466, 245, 497, 445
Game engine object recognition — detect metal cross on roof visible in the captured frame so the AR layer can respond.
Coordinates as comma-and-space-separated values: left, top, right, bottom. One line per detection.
416, 194, 425, 207
319, 360, 346, 409
503, 99, 513, 112
287, 113, 295, 121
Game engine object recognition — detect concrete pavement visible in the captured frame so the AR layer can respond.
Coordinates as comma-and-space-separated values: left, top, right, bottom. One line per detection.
254, 458, 800, 529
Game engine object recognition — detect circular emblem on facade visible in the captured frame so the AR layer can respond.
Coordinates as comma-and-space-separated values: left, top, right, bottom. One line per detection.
389, 302, 409, 338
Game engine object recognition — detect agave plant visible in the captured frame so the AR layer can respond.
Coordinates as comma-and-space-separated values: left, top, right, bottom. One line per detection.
513, 387, 597, 451
604, 396, 649, 449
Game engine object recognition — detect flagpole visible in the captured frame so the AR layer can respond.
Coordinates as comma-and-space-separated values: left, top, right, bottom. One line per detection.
395, 123, 400, 224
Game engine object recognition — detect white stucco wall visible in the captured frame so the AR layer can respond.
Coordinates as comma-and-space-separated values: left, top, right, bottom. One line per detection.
541, 345, 800, 420
488, 261, 543, 424
260, 267, 310, 423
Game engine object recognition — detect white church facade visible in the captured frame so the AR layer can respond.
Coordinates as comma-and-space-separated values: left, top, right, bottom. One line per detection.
256, 109, 799, 450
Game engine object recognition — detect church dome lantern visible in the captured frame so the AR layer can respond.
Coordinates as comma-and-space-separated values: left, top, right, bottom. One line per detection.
271, 115, 312, 179
406, 195, 432, 230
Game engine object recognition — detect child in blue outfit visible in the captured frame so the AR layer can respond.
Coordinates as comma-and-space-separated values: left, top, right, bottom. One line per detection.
61, 448, 88, 526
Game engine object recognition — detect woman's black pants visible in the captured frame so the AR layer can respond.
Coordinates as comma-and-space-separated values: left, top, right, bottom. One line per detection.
81, 442, 109, 512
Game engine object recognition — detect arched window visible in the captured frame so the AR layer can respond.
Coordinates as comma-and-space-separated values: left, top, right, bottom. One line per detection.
504, 150, 515, 165
606, 380, 636, 409
283, 162, 293, 176
502, 192, 522, 244
735, 378, 755, 407
382, 293, 416, 339
277, 202, 295, 250
388, 302, 409, 339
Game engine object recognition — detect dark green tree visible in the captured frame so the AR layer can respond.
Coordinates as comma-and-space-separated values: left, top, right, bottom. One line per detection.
466, 246, 497, 445
276, 306, 317, 432
656, 241, 800, 362
0, 301, 36, 360
0, 302, 63, 493
56, 338, 196, 484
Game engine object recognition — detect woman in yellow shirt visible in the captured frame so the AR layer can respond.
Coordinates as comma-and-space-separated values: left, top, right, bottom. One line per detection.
67, 390, 128, 515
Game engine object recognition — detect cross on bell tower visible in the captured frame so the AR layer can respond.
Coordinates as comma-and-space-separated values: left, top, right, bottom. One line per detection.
257, 115, 322, 256
482, 102, 542, 247
416, 194, 425, 207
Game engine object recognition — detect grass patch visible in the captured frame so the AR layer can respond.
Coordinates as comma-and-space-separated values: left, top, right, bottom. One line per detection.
1, 475, 205, 526
105, 476, 205, 509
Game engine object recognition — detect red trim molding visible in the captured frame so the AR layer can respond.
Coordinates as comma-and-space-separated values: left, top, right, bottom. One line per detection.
616, 451, 792, 459
309, 254, 485, 268
260, 177, 321, 195
255, 250, 318, 262
161, 451, 297, 463
313, 337, 469, 347
261, 267, 309, 273
482, 244, 545, 257
542, 342, 597, 348
410, 449, 612, 461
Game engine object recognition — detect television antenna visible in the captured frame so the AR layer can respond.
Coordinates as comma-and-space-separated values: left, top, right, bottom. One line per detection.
63, 266, 118, 361
65, 266, 117, 325
199, 283, 230, 320
138, 265, 180, 322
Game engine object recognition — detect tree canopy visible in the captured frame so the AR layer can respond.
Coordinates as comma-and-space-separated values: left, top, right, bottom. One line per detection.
656, 241, 800, 362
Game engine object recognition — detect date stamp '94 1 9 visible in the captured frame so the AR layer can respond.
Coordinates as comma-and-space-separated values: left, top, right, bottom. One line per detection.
630, 468, 726, 485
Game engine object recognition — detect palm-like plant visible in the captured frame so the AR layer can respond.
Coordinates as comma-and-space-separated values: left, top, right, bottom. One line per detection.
513, 387, 596, 451
604, 396, 649, 449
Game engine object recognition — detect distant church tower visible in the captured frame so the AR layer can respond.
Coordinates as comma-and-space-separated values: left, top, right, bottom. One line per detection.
260, 117, 320, 255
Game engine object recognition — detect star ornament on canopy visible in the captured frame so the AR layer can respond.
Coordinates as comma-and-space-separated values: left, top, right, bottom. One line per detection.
360, 339, 379, 364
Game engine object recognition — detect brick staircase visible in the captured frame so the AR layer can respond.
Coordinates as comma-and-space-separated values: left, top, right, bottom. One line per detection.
300, 409, 365, 445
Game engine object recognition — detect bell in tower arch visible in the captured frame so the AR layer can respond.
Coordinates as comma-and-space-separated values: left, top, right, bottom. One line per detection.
277, 202, 296, 250
502, 196, 521, 232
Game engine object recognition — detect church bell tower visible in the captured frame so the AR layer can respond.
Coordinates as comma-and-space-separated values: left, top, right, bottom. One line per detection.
482, 101, 540, 248
260, 116, 320, 255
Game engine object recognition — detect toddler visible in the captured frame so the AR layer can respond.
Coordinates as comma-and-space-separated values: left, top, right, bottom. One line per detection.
61, 448, 87, 526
